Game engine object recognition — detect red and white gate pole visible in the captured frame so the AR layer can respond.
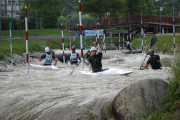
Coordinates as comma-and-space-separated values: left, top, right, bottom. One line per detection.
79, 0, 84, 69
97, 23, 99, 46
61, 24, 65, 64
25, 7, 29, 74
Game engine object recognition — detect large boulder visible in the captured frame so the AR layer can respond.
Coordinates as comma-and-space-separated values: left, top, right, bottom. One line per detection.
56, 53, 70, 63
112, 79, 169, 120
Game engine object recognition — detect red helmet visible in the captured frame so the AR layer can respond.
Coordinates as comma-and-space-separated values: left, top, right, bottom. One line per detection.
72, 47, 76, 51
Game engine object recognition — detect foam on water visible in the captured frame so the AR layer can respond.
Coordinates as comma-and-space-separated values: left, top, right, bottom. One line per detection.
0, 50, 172, 120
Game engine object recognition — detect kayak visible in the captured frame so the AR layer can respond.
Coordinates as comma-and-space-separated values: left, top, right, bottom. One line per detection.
80, 68, 133, 76
131, 67, 149, 70
30, 64, 61, 70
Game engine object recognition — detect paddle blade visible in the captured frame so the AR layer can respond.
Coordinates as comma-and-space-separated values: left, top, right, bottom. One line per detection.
150, 36, 157, 48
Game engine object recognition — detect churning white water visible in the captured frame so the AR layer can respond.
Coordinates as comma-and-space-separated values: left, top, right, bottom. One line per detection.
0, 50, 172, 120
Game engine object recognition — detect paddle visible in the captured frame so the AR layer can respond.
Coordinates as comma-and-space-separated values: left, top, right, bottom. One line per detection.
140, 36, 157, 70
69, 46, 93, 75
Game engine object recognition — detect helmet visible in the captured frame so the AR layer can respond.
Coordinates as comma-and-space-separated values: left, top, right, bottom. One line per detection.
45, 47, 50, 52
90, 47, 97, 52
148, 49, 154, 54
72, 46, 76, 51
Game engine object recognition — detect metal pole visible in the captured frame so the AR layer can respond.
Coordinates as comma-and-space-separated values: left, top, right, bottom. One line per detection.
70, 34, 71, 50
73, 33, 75, 47
9, 22, 13, 67
111, 32, 112, 47
160, 7, 161, 34
130, 28, 132, 56
79, 0, 84, 69
11, 0, 13, 38
119, 30, 120, 50
19, 0, 22, 38
141, 9, 143, 56
25, 7, 29, 74
36, 11, 37, 39
173, 0, 175, 55
97, 23, 99, 46
123, 34, 124, 52
0, 3, 1, 40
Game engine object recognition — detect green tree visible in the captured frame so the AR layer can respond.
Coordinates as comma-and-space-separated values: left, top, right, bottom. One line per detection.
24, 0, 63, 29
79, 0, 123, 24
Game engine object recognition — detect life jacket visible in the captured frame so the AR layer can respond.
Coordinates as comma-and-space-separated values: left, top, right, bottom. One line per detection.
43, 53, 53, 65
70, 52, 78, 63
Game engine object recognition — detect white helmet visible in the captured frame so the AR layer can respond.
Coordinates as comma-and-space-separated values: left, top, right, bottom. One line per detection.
45, 47, 50, 52
90, 47, 97, 52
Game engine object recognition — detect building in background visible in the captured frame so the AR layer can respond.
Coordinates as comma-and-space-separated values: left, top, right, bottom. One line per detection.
1, 0, 22, 17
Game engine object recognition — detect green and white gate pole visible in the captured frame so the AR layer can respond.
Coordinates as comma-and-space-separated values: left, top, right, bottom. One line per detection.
119, 30, 120, 50
103, 30, 106, 58
141, 23, 143, 56
9, 22, 13, 67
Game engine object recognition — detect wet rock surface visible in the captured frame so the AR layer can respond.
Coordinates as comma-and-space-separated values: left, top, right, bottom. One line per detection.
112, 78, 169, 120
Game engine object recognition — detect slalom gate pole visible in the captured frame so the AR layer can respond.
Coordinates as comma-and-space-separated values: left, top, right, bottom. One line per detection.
25, 7, 29, 74
97, 23, 99, 46
173, 0, 175, 55
9, 22, 13, 67
70, 34, 71, 50
61, 24, 65, 64
79, 0, 84, 69
123, 34, 124, 53
96, 34, 97, 45
90, 36, 92, 46
144, 31, 146, 50
119, 30, 120, 50
141, 23, 143, 56
73, 33, 75, 47
111, 32, 112, 47
103, 33, 106, 58
85, 36, 86, 49
130, 28, 132, 56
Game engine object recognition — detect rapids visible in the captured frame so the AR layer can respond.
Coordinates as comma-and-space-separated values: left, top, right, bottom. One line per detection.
0, 50, 172, 120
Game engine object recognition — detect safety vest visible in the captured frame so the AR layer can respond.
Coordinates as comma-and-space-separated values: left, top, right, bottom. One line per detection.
43, 53, 53, 65
70, 52, 78, 63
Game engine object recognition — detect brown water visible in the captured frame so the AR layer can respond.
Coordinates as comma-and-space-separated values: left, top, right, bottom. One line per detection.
0, 50, 172, 120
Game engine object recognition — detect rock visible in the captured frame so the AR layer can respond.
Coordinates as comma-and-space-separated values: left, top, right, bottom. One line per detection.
56, 53, 70, 63
172, 110, 180, 120
112, 79, 169, 120
124, 50, 142, 54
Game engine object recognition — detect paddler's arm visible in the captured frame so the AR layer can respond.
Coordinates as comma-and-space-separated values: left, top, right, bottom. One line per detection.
96, 46, 102, 53
84, 60, 90, 66
140, 63, 148, 68
53, 58, 57, 65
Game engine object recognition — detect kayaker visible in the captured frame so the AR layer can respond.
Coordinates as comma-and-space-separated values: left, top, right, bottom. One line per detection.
69, 46, 81, 64
40, 47, 57, 66
140, 49, 162, 69
84, 42, 103, 72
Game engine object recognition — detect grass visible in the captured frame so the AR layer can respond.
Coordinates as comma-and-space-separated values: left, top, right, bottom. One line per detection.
1, 29, 72, 37
1, 28, 129, 37
132, 36, 180, 53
